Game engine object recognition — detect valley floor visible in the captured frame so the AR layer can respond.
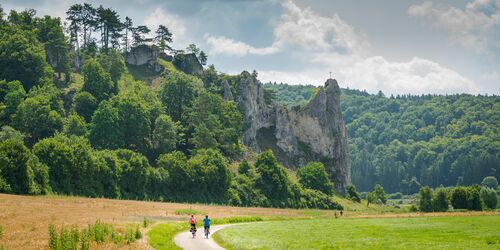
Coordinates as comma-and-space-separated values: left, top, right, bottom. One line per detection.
213, 215, 500, 250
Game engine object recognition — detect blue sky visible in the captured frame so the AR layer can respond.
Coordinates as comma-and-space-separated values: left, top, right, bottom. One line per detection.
2, 0, 499, 95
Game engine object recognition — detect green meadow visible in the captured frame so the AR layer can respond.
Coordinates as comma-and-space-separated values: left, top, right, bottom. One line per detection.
214, 215, 500, 250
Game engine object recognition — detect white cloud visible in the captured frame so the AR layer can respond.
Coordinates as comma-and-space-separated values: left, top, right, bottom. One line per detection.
204, 34, 278, 57
408, 0, 500, 53
144, 8, 186, 44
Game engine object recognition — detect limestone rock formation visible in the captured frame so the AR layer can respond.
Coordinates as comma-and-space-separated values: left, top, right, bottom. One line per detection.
125, 45, 163, 73
172, 53, 203, 75
222, 80, 234, 101
236, 75, 351, 192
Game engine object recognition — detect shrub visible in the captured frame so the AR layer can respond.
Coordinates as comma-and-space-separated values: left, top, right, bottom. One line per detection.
418, 186, 433, 212
481, 176, 498, 189
143, 217, 153, 228
346, 184, 361, 203
297, 162, 333, 195
0, 225, 3, 239
451, 186, 468, 209
389, 192, 403, 199
432, 188, 449, 212
467, 186, 483, 211
480, 187, 498, 210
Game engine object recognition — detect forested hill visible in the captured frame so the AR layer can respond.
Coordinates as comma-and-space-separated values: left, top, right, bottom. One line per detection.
264, 83, 500, 193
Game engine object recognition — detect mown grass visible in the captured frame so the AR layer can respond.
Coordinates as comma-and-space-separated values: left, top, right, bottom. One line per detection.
147, 222, 187, 250
214, 215, 500, 249
175, 208, 206, 215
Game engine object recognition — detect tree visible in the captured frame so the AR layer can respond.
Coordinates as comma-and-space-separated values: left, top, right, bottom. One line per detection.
0, 80, 26, 125
36, 16, 70, 82
97, 50, 126, 83
467, 185, 483, 211
0, 27, 54, 90
371, 184, 387, 204
186, 44, 200, 55
346, 184, 361, 203
418, 186, 433, 212
432, 188, 449, 212
480, 187, 498, 210
66, 3, 96, 50
131, 25, 151, 46
255, 150, 292, 207
481, 176, 498, 189
82, 58, 116, 102
152, 114, 180, 158
198, 51, 207, 66
0, 126, 25, 142
64, 113, 88, 137
297, 162, 333, 195
0, 138, 49, 195
13, 95, 63, 144
89, 100, 123, 149
123, 16, 133, 52
159, 71, 202, 123
96, 6, 123, 51
451, 186, 468, 209
72, 91, 98, 122
155, 25, 172, 52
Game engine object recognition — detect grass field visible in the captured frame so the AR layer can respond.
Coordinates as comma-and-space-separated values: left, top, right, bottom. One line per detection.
213, 215, 500, 249
0, 194, 350, 249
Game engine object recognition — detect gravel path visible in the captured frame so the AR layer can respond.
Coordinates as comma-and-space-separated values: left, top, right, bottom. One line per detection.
173, 224, 235, 250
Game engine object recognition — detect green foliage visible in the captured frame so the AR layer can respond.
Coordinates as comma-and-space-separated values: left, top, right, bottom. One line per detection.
480, 187, 498, 210
0, 80, 26, 125
263, 82, 315, 107
451, 186, 468, 209
255, 150, 293, 207
152, 114, 181, 158
159, 70, 202, 123
346, 184, 361, 203
82, 58, 116, 102
371, 184, 388, 204
340, 90, 500, 193
36, 15, 70, 82
0, 26, 53, 90
432, 188, 450, 212
72, 91, 97, 122
0, 138, 49, 194
0, 126, 25, 142
467, 185, 483, 211
189, 92, 243, 157
64, 113, 88, 137
97, 50, 126, 83
481, 176, 498, 189
148, 222, 185, 250
174, 209, 205, 215
13, 92, 63, 144
418, 186, 433, 212
297, 162, 333, 195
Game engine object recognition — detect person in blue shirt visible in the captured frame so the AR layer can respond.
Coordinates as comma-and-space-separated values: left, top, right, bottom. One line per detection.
203, 215, 211, 238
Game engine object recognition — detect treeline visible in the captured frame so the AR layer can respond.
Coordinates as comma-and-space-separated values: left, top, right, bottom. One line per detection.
0, 5, 343, 210
418, 183, 498, 212
264, 83, 500, 193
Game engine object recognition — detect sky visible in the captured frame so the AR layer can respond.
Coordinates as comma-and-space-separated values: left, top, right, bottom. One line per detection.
2, 0, 499, 95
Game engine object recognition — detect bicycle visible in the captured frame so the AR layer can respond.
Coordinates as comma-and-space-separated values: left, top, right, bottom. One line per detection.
204, 226, 210, 239
190, 226, 197, 238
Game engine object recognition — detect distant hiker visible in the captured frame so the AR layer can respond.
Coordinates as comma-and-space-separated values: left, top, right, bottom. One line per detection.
189, 214, 197, 237
340, 210, 343, 217
203, 215, 211, 238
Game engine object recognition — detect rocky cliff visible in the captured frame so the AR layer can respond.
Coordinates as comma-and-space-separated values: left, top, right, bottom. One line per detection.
235, 75, 351, 192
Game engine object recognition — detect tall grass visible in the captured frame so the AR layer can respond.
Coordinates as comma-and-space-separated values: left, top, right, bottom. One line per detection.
48, 220, 142, 250
175, 208, 205, 215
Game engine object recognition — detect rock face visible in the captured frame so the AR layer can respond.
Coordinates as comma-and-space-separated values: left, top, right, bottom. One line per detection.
236, 75, 351, 192
173, 53, 203, 75
222, 80, 234, 101
125, 45, 163, 73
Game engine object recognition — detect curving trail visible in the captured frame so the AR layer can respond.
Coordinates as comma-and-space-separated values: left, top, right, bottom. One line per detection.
174, 224, 235, 250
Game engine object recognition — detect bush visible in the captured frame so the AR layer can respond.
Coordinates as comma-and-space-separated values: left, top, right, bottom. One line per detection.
467, 186, 483, 211
451, 186, 468, 209
418, 186, 433, 212
480, 187, 498, 210
346, 184, 361, 203
388, 192, 403, 199
432, 188, 449, 212
481, 176, 498, 189
297, 162, 333, 195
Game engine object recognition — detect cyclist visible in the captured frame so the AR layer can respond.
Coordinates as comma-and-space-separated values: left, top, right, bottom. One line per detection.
189, 215, 197, 237
203, 215, 211, 238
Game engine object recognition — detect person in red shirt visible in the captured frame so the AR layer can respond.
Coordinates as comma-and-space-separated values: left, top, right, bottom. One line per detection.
189, 215, 197, 237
